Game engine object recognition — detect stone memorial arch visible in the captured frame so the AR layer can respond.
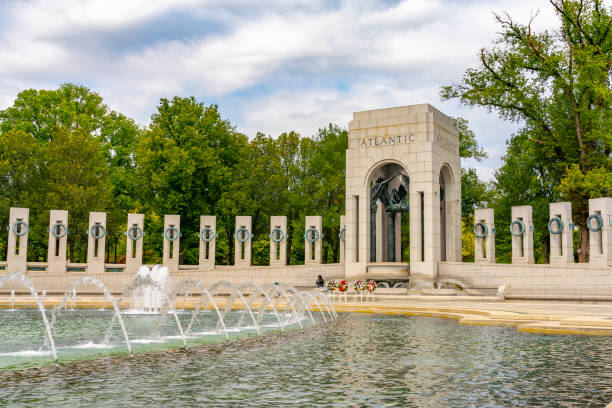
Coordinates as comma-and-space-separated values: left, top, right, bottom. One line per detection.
344, 104, 461, 285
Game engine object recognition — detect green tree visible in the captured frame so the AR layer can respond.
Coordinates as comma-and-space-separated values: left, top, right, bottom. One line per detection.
0, 83, 107, 144
441, 0, 612, 261
43, 128, 112, 262
0, 83, 142, 262
0, 130, 43, 260
298, 124, 348, 263
137, 97, 247, 265
453, 117, 491, 221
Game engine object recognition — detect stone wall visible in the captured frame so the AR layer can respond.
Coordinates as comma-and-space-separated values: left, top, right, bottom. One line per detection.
1, 263, 345, 294
439, 262, 612, 296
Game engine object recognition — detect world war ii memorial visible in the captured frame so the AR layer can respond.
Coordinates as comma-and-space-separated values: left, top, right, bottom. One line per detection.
0, 0, 611, 407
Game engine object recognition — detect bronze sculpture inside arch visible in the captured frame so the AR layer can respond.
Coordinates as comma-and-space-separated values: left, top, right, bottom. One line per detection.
369, 173, 410, 262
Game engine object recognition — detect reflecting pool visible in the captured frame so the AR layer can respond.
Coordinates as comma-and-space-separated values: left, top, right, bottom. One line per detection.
1, 312, 611, 407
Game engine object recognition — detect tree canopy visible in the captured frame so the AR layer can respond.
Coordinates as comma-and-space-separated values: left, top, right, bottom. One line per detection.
441, 0, 611, 262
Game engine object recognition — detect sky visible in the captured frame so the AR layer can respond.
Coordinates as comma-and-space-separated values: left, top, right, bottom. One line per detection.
0, 0, 560, 180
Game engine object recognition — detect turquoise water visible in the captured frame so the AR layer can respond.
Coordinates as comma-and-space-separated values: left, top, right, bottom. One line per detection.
0, 308, 293, 369
1, 312, 611, 406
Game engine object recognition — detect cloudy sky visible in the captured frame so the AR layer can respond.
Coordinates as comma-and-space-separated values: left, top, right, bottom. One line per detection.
0, 0, 560, 179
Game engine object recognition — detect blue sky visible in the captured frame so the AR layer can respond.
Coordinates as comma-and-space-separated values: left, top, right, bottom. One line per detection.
0, 0, 559, 179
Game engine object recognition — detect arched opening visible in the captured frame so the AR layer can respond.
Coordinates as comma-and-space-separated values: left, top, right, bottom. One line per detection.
439, 164, 454, 262
367, 162, 410, 262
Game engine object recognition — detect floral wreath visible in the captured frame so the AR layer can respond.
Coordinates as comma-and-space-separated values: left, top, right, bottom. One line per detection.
366, 280, 377, 293
326, 280, 338, 292
353, 280, 364, 293
337, 280, 349, 292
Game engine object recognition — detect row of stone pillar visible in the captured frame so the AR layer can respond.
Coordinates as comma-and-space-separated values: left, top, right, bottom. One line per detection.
473, 197, 611, 266
5, 209, 348, 273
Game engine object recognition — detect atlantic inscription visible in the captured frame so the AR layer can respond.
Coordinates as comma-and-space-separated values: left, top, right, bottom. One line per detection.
360, 133, 415, 147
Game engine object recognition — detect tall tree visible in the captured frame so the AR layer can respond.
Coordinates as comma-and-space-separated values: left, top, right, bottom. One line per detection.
441, 0, 611, 261
298, 124, 348, 263
0, 83, 107, 143
137, 97, 247, 265
43, 128, 113, 262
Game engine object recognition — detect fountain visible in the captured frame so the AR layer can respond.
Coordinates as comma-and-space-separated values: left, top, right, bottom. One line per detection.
133, 265, 171, 313
0, 268, 336, 367
0, 272, 58, 363
9, 289, 15, 311
50, 277, 133, 356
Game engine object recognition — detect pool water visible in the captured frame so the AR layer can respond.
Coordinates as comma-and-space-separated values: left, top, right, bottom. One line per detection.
1, 312, 611, 407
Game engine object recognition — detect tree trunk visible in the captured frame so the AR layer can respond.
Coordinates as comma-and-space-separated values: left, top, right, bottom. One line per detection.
578, 226, 589, 263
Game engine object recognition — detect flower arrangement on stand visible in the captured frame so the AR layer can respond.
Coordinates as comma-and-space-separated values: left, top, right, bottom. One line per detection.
326, 280, 338, 300
366, 280, 377, 301
353, 280, 364, 302
337, 280, 348, 302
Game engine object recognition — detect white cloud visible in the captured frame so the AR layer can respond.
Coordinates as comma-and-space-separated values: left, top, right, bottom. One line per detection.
0, 0, 561, 177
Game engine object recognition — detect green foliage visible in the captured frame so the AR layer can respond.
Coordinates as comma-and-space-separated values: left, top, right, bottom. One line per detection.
558, 163, 612, 225
0, 83, 107, 144
442, 0, 612, 262
454, 117, 487, 161
44, 128, 112, 262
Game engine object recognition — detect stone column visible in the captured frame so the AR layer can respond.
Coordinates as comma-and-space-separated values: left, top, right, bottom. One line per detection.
339, 215, 346, 264
345, 191, 367, 280
409, 185, 439, 283
474, 208, 495, 263
375, 203, 384, 262
305, 216, 322, 264
549, 202, 573, 265
47, 210, 68, 274
409, 191, 422, 265
87, 212, 107, 274
199, 216, 216, 270
588, 197, 612, 267
395, 212, 402, 262
7, 207, 29, 273
125, 213, 144, 274
235, 216, 252, 268
511, 205, 534, 264
386, 209, 395, 261
269, 216, 287, 266
163, 214, 180, 273
371, 202, 379, 262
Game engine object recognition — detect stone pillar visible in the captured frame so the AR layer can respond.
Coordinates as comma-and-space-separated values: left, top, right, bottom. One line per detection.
339, 215, 346, 264
345, 191, 367, 280
87, 212, 107, 274
395, 212, 402, 262
305, 216, 322, 264
163, 214, 180, 273
386, 209, 395, 261
409, 191, 422, 265
7, 207, 29, 273
47, 210, 68, 274
549, 202, 573, 265
511, 205, 534, 264
199, 216, 216, 270
375, 203, 383, 262
235, 216, 252, 268
474, 208, 495, 263
269, 216, 287, 266
125, 213, 144, 274
409, 186, 439, 283
588, 197, 612, 267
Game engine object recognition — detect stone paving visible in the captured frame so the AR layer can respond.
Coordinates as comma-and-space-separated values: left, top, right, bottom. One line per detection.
3, 293, 612, 336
